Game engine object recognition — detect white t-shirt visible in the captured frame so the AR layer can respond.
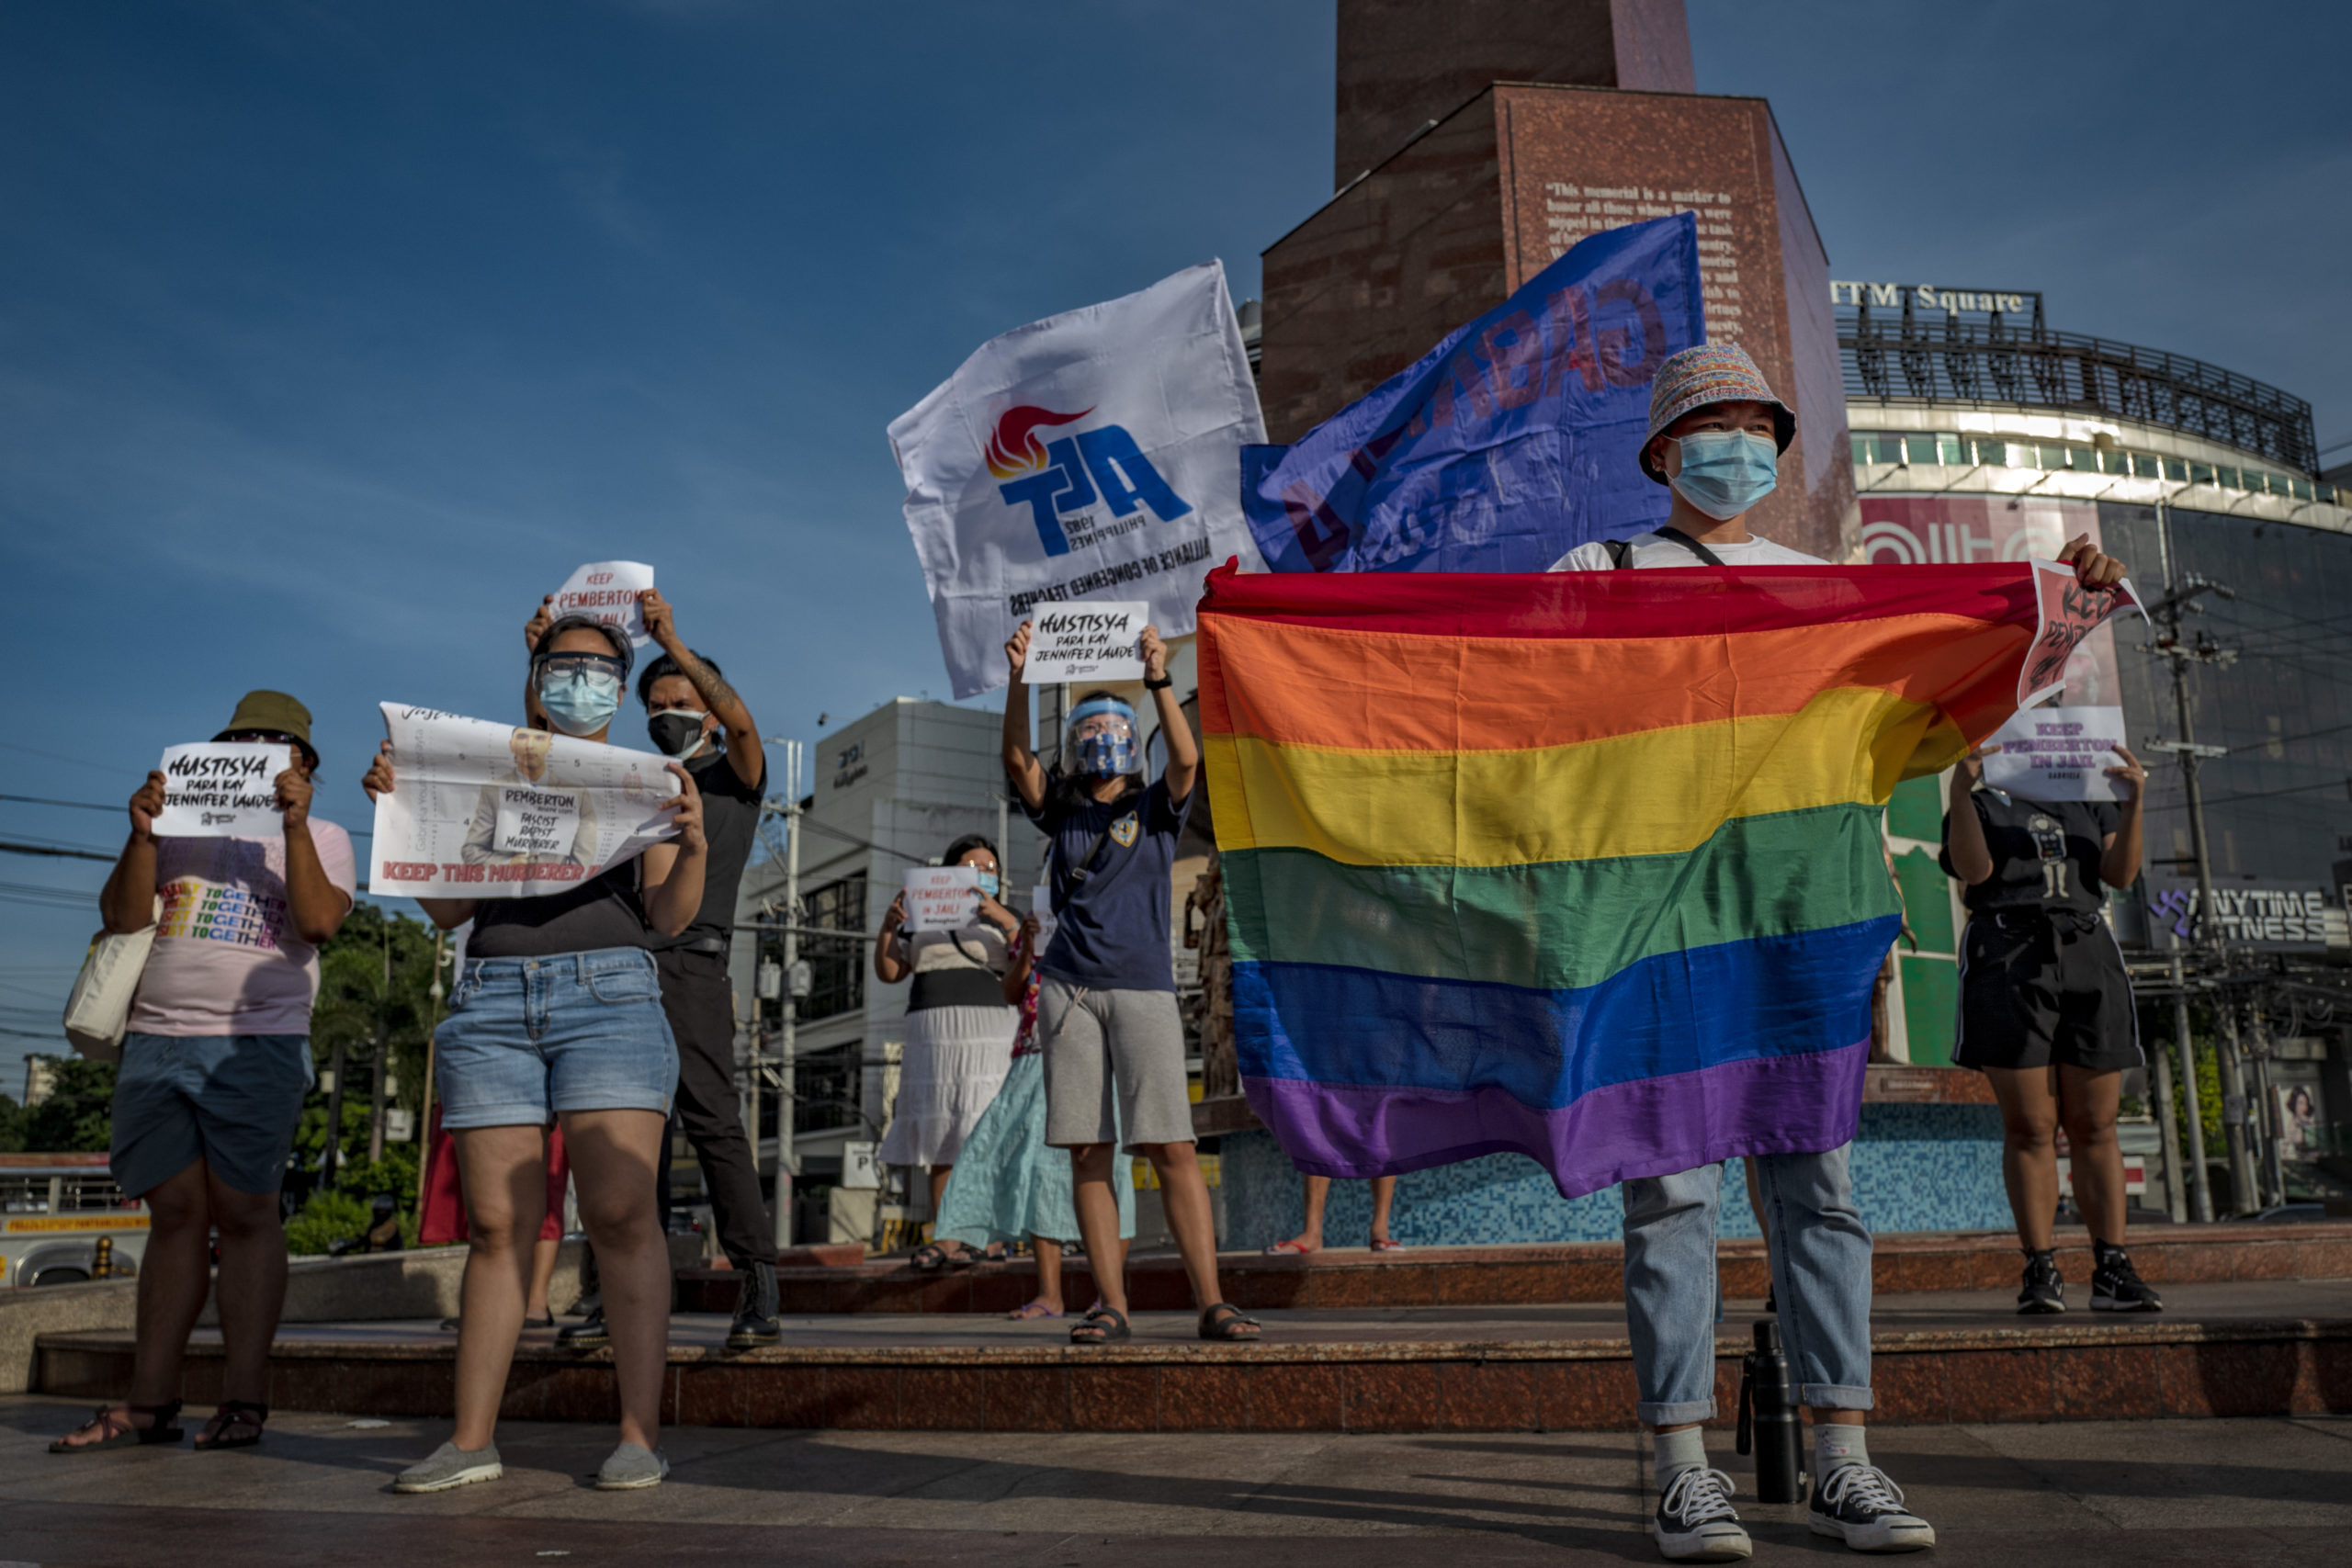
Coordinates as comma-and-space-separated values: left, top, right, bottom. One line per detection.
1548, 531, 1825, 571
126, 821, 359, 1037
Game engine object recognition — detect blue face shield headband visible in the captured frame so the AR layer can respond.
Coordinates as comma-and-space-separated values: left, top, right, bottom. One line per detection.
1069, 697, 1139, 778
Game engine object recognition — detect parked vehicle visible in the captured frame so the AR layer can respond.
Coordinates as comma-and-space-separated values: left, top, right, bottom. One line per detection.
0, 1152, 149, 1286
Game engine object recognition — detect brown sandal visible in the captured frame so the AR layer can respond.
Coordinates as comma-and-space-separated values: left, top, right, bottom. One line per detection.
194, 1400, 267, 1450
50, 1400, 184, 1453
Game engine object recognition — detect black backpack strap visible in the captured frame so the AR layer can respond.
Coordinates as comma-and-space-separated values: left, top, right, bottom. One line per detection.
1656, 525, 1727, 567
1604, 537, 1633, 570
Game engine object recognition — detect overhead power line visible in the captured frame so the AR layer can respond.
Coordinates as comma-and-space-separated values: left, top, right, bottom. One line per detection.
0, 840, 114, 863
0, 794, 119, 812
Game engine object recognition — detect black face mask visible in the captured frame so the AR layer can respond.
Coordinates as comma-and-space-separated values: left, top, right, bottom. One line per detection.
648, 710, 711, 760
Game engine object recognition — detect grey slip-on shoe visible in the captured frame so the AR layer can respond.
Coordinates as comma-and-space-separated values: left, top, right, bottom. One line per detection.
392, 1439, 503, 1494
594, 1441, 670, 1490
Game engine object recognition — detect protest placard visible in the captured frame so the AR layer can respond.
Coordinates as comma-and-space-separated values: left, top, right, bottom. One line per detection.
902, 866, 982, 931
1984, 705, 2127, 803
2018, 558, 2143, 708
152, 742, 293, 838
492, 784, 583, 858
1023, 601, 1148, 684
552, 560, 655, 649
367, 704, 679, 898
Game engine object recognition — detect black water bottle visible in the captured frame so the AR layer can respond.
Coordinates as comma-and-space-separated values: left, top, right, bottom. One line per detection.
1736, 1318, 1804, 1503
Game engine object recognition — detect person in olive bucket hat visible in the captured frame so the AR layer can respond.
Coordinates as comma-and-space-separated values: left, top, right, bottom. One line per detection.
52, 692, 356, 1457
1548, 346, 2133, 1562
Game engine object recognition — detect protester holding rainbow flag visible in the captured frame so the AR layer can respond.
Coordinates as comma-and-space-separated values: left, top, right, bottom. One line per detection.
1200, 344, 2132, 1562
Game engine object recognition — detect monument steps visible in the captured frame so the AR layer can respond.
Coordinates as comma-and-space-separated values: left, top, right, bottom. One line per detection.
674, 1221, 2352, 1315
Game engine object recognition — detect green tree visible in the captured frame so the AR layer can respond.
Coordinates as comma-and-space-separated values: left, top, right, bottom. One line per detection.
23, 1056, 118, 1152
300, 904, 449, 1189
0, 1090, 26, 1153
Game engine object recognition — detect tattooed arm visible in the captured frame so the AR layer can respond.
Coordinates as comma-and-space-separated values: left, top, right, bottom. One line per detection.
640, 588, 763, 792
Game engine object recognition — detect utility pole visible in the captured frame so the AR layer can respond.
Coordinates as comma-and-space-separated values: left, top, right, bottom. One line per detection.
2245, 998, 2289, 1208
2146, 994, 2188, 1224
368, 916, 390, 1165
2168, 954, 2213, 1223
322, 1036, 346, 1190
416, 927, 446, 1218
2143, 493, 2255, 1213
744, 968, 762, 1174
775, 739, 802, 1251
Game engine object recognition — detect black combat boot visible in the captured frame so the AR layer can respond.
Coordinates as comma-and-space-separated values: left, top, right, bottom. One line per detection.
726, 1259, 782, 1350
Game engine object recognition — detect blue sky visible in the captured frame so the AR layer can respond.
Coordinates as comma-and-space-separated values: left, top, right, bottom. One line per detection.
2, 0, 2345, 1089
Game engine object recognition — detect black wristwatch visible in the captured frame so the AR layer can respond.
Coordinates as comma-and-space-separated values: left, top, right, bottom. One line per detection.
1144, 673, 1173, 691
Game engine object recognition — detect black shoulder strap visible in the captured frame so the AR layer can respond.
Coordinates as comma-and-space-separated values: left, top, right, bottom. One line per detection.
1655, 525, 1727, 567
1604, 537, 1632, 570
1064, 824, 1117, 886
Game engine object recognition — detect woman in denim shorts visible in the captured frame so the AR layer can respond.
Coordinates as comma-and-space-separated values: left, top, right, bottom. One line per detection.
364, 615, 707, 1494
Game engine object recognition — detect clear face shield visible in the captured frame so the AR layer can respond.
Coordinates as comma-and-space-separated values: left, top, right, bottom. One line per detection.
1066, 697, 1140, 778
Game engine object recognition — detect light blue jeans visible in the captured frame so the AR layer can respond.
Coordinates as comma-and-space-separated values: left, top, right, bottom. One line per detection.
1621, 1143, 1874, 1425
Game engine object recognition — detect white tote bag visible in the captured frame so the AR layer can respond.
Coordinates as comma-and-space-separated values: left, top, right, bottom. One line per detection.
62, 898, 162, 1063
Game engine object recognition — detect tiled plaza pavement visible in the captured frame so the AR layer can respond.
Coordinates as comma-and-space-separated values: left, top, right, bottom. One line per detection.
3, 1396, 2347, 1565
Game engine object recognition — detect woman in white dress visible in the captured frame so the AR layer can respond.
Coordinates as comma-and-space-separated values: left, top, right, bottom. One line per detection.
874, 834, 1021, 1268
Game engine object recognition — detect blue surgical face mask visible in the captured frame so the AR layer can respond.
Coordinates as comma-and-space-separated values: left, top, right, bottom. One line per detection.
537, 669, 622, 736
975, 871, 1001, 897
1668, 430, 1779, 521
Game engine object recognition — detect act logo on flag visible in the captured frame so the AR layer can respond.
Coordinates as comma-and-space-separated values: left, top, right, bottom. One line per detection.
984, 404, 1193, 557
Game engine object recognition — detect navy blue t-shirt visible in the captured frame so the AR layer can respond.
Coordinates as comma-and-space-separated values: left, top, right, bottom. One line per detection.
1026, 778, 1192, 992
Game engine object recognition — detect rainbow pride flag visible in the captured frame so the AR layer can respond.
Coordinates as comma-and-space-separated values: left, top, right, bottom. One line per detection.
1198, 560, 2049, 1197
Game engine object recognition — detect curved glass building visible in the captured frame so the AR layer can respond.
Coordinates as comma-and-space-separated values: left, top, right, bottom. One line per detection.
1839, 282, 2352, 1097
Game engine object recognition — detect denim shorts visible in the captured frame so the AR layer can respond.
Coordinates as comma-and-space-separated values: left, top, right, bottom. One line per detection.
435, 948, 677, 1129
111, 1032, 312, 1199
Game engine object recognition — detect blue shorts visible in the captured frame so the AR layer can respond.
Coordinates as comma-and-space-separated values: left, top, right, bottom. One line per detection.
111, 1032, 312, 1199
435, 948, 677, 1129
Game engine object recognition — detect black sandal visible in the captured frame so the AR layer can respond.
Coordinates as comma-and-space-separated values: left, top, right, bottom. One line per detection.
910, 1242, 950, 1272
1198, 1303, 1261, 1342
194, 1400, 267, 1451
50, 1400, 184, 1453
1069, 1307, 1130, 1345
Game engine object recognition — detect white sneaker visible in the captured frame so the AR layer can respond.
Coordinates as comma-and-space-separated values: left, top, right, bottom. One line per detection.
392, 1439, 503, 1494
1653, 1465, 1753, 1562
1809, 1461, 1936, 1551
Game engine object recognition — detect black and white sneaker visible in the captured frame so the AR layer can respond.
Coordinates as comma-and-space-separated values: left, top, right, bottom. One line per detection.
557, 1303, 610, 1350
1809, 1462, 1935, 1552
2091, 1247, 2164, 1313
1652, 1465, 1752, 1562
2017, 1251, 2064, 1314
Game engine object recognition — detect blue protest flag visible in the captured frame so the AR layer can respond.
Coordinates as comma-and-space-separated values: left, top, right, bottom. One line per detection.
1241, 212, 1703, 574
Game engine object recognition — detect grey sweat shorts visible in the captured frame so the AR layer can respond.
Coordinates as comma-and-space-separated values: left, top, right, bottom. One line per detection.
1038, 977, 1195, 1151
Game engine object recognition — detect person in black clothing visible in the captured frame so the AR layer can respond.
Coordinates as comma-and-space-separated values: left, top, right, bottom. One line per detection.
533, 589, 784, 1352
1942, 738, 2164, 1316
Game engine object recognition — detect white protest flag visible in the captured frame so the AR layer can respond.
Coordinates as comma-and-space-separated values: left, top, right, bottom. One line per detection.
153, 742, 293, 838
552, 561, 655, 649
1984, 705, 2129, 803
902, 866, 982, 932
1023, 600, 1148, 684
888, 261, 1268, 699
368, 704, 680, 899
